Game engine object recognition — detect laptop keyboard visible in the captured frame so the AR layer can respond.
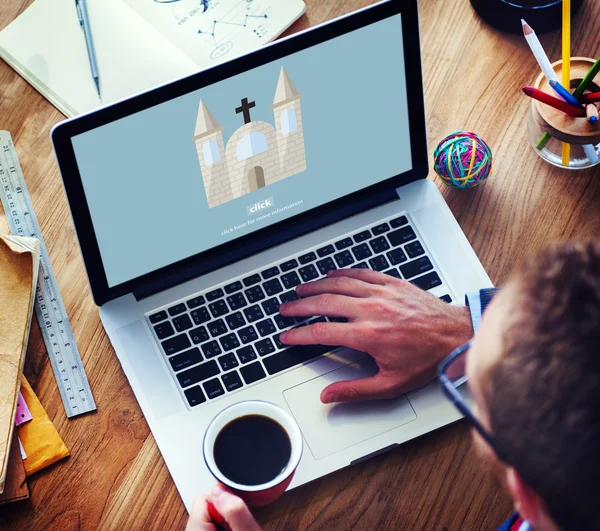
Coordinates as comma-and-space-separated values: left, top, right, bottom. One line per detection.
146, 213, 452, 409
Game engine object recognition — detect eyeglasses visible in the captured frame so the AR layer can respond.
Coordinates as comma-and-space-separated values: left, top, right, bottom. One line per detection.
437, 340, 508, 463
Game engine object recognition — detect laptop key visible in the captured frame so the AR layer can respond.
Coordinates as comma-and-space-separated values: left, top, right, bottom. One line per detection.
236, 345, 257, 364
308, 316, 327, 325
262, 297, 280, 315
440, 294, 453, 303
353, 230, 371, 243
299, 264, 319, 282
225, 312, 246, 330
372, 222, 390, 235
329, 317, 348, 323
154, 321, 174, 340
191, 307, 211, 325
335, 237, 353, 250
280, 259, 298, 272
351, 262, 369, 269
298, 252, 316, 265
224, 281, 243, 294
263, 344, 334, 375
316, 257, 337, 275
351, 243, 372, 261
244, 305, 264, 322
184, 386, 206, 407
177, 359, 220, 387
368, 255, 390, 272
209, 299, 228, 318
206, 288, 224, 302
186, 296, 205, 309
243, 274, 261, 287
261, 266, 280, 280
388, 226, 417, 247
168, 303, 186, 317
387, 248, 408, 265
255, 338, 276, 357
203, 378, 225, 399
411, 272, 442, 291
400, 257, 433, 279
245, 285, 266, 303
274, 314, 295, 330
238, 325, 258, 344
263, 278, 284, 296
370, 236, 390, 254
390, 215, 408, 228
201, 340, 222, 359
240, 362, 267, 384
169, 347, 203, 372
189, 326, 210, 344
280, 290, 299, 303
207, 319, 228, 338
273, 333, 285, 350
219, 333, 240, 352
162, 334, 191, 356
222, 371, 243, 392
334, 250, 355, 268
149, 310, 168, 324
383, 268, 402, 279
173, 314, 193, 333
256, 318, 276, 337
281, 271, 301, 289
227, 292, 247, 311
317, 244, 335, 257
218, 352, 239, 371
405, 240, 425, 259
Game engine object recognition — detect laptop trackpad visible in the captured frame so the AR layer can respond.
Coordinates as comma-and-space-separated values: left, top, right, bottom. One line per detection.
283, 356, 417, 460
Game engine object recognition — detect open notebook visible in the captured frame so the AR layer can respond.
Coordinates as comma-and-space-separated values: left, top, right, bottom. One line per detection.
0, 0, 305, 117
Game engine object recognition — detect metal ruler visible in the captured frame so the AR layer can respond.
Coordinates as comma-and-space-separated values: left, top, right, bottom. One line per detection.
0, 131, 96, 418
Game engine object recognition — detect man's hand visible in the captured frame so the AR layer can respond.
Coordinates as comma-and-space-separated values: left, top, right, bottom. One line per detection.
186, 485, 261, 531
279, 269, 472, 404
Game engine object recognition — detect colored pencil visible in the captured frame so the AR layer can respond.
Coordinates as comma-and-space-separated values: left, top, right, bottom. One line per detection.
583, 144, 599, 164
586, 103, 598, 123
521, 20, 557, 83
561, 0, 571, 165
550, 79, 580, 107
573, 57, 600, 100
581, 92, 600, 104
522, 86, 586, 116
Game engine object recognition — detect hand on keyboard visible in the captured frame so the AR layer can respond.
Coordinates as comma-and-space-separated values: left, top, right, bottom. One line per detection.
186, 484, 261, 531
279, 268, 473, 404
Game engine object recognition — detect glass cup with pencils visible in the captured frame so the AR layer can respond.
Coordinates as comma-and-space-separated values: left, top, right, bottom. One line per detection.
526, 57, 600, 169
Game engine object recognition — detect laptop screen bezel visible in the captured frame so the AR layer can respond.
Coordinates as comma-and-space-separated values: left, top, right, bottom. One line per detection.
51, 0, 427, 306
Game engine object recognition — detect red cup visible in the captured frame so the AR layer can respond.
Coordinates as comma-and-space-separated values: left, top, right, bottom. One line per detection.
203, 400, 303, 507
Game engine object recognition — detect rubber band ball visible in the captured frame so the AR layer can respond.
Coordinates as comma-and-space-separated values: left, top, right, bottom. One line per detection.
433, 132, 493, 189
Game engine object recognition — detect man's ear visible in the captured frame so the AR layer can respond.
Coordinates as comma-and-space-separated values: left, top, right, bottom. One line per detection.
505, 467, 542, 526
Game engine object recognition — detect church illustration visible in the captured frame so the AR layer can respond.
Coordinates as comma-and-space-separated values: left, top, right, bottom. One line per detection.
192, 66, 307, 209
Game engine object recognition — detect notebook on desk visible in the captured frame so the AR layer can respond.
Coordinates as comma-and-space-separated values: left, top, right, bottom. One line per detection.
0, 0, 305, 117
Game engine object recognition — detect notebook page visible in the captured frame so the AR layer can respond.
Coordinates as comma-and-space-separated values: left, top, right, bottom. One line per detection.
0, 0, 198, 116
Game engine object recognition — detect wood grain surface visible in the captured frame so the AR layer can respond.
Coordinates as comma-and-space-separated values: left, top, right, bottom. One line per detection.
1, 0, 600, 529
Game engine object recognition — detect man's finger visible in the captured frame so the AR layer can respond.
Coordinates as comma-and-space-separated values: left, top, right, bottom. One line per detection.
320, 373, 402, 404
186, 494, 216, 531
279, 293, 362, 319
327, 268, 391, 285
210, 485, 262, 531
281, 321, 362, 349
295, 276, 382, 298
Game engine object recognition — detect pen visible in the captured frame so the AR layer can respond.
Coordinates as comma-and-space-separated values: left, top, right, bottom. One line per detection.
549, 79, 580, 108
75, 0, 101, 98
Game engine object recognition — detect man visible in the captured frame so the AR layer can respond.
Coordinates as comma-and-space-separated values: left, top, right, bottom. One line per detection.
187, 241, 600, 531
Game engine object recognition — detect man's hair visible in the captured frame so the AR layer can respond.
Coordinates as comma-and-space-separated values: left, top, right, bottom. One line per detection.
485, 241, 600, 531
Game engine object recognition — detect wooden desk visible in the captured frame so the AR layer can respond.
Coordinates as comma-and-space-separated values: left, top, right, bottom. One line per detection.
1, 0, 599, 528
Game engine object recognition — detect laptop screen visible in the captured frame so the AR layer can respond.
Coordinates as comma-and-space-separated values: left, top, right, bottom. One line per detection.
71, 13, 411, 288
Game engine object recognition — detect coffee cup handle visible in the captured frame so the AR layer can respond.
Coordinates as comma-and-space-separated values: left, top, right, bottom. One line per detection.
207, 501, 232, 531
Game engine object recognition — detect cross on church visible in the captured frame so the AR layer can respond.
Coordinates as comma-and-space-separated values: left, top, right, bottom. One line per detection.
235, 97, 256, 124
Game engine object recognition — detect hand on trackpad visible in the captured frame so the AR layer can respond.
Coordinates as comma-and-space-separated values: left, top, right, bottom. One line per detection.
283, 356, 417, 460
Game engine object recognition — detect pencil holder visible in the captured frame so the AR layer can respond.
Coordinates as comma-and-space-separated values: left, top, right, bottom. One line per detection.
527, 57, 600, 169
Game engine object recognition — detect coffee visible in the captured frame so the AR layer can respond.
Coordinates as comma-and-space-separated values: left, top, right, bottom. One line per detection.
213, 414, 291, 486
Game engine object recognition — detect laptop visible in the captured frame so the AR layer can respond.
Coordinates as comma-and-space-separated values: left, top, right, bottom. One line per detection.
52, 0, 492, 511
